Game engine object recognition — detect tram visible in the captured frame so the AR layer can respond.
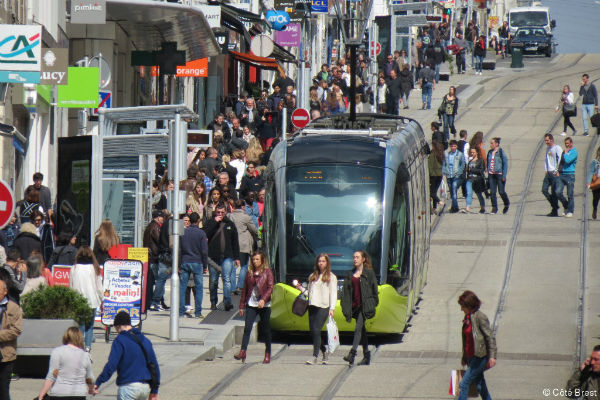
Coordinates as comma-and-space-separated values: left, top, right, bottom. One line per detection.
263, 114, 431, 334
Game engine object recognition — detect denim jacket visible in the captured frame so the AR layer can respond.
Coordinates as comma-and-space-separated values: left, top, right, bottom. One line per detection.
487, 148, 508, 177
442, 150, 465, 178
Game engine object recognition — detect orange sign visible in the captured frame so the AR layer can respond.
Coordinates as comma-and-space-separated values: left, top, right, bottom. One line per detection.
176, 58, 208, 77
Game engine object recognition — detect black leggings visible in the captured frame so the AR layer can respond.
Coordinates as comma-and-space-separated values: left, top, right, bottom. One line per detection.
0, 361, 13, 400
430, 175, 443, 208
241, 306, 272, 353
564, 115, 575, 133
308, 306, 329, 357
593, 189, 600, 212
351, 308, 369, 353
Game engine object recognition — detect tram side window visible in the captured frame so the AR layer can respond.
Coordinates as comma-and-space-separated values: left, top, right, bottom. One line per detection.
264, 182, 278, 272
387, 173, 410, 294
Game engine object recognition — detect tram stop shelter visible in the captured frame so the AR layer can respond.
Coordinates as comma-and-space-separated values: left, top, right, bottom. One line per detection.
92, 105, 194, 247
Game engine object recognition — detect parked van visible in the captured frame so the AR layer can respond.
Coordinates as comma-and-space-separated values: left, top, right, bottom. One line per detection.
507, 6, 555, 36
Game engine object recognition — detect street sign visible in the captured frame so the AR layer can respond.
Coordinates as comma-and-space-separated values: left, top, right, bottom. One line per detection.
369, 41, 381, 58
291, 108, 310, 129
251, 35, 274, 58
312, 0, 328, 13
57, 67, 100, 108
71, 0, 106, 24
0, 70, 40, 84
40, 48, 68, 85
0, 25, 42, 71
0, 179, 15, 230
92, 90, 111, 116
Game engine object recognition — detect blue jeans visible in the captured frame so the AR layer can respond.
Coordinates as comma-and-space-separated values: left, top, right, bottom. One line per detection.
467, 41, 474, 65
209, 258, 235, 306
150, 262, 169, 307
79, 309, 96, 349
236, 253, 250, 290
542, 173, 560, 211
458, 356, 492, 400
475, 55, 484, 73
555, 173, 575, 213
582, 103, 595, 133
422, 82, 433, 109
434, 63, 441, 83
488, 174, 509, 209
179, 262, 204, 317
442, 113, 456, 140
447, 176, 463, 210
117, 382, 151, 400
466, 180, 485, 209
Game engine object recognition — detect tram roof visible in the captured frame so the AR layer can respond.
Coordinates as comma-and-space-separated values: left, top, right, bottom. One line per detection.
297, 114, 414, 138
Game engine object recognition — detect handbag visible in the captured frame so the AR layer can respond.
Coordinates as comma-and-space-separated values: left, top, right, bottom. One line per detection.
563, 103, 577, 117
291, 292, 309, 317
591, 174, 600, 191
326, 316, 340, 353
448, 369, 479, 397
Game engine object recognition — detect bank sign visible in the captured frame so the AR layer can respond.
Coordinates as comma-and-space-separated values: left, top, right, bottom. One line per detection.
0, 25, 42, 71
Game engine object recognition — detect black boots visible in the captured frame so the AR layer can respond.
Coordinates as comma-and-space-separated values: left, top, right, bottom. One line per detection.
343, 349, 357, 365
357, 351, 371, 366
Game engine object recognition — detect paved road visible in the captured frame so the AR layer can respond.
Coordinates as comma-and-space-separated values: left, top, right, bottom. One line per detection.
11, 53, 600, 399
541, 0, 600, 54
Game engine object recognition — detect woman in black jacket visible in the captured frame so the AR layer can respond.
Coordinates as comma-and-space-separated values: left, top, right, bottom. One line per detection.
341, 250, 379, 366
399, 63, 413, 109
464, 148, 487, 213
473, 35, 486, 75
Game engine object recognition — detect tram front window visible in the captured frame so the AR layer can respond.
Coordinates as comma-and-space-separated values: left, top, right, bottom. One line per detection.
286, 165, 383, 277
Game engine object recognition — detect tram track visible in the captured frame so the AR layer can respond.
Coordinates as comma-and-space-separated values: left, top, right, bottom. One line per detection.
200, 344, 289, 400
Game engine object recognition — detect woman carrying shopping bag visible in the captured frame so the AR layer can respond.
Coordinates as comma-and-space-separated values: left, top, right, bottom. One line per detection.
294, 253, 338, 365
340, 251, 379, 366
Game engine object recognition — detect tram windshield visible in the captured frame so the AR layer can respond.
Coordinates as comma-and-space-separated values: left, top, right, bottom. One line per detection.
286, 165, 383, 277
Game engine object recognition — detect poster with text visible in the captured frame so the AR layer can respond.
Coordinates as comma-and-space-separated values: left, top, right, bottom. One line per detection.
101, 259, 142, 326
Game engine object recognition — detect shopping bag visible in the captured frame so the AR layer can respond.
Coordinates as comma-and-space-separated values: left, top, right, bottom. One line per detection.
448, 369, 479, 398
327, 316, 340, 353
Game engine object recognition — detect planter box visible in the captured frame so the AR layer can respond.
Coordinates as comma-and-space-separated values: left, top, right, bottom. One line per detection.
16, 319, 78, 377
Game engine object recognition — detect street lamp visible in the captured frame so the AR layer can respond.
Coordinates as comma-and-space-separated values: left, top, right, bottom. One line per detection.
333, 0, 373, 121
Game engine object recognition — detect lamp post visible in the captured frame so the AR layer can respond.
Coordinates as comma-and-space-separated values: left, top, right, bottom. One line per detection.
333, 0, 373, 122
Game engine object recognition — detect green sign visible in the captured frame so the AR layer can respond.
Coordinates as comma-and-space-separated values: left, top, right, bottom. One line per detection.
57, 67, 99, 108
37, 84, 51, 104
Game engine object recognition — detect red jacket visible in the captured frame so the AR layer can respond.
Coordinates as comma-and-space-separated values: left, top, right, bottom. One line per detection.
239, 267, 274, 310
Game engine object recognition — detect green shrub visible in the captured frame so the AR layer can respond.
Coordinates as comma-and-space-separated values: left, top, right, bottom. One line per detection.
21, 285, 94, 325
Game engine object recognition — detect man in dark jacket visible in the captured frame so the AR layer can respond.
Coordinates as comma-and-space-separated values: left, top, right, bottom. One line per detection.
32, 172, 52, 216
386, 70, 402, 116
207, 113, 231, 142
95, 311, 160, 399
11, 222, 41, 262
203, 204, 240, 311
143, 211, 167, 311
426, 39, 446, 84
580, 73, 599, 136
239, 162, 264, 198
179, 212, 208, 318
566, 345, 600, 399
3, 248, 26, 304
239, 98, 259, 132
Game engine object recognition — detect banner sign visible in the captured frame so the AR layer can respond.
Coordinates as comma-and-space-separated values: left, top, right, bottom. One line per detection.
0, 25, 42, 71
57, 67, 99, 108
101, 259, 143, 326
312, 0, 328, 13
71, 0, 106, 24
194, 4, 221, 29
52, 265, 72, 287
127, 248, 150, 313
274, 23, 301, 47
40, 48, 68, 85
176, 58, 208, 77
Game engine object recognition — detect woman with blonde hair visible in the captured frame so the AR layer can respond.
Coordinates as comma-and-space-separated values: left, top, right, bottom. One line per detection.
246, 136, 264, 164
93, 219, 120, 266
70, 246, 103, 352
37, 326, 94, 400
234, 251, 274, 364
295, 253, 338, 365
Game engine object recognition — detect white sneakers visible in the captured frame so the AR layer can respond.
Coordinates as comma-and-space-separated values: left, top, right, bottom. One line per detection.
565, 212, 573, 218
560, 132, 567, 136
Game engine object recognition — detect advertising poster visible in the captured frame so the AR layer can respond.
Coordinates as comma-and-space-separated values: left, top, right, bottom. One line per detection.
274, 23, 301, 47
127, 247, 149, 313
101, 259, 143, 326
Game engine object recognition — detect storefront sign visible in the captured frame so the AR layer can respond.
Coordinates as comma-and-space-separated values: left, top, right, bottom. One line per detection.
176, 58, 208, 77
274, 23, 301, 47
195, 4, 221, 29
71, 0, 106, 24
101, 259, 143, 326
40, 48, 68, 85
52, 265, 72, 287
274, 0, 304, 22
312, 0, 328, 13
0, 25, 42, 71
57, 67, 99, 108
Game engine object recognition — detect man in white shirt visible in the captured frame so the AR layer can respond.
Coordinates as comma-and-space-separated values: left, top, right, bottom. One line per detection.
542, 133, 563, 217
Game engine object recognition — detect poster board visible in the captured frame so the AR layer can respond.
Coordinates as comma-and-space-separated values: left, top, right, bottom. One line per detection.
101, 259, 143, 326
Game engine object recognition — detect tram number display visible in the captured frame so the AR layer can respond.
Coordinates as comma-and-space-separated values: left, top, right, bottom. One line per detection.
300, 169, 377, 183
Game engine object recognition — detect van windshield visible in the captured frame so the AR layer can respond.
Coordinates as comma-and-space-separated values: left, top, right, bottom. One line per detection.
509, 11, 548, 28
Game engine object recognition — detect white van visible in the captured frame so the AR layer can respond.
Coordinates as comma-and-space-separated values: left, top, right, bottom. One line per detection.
507, 6, 556, 35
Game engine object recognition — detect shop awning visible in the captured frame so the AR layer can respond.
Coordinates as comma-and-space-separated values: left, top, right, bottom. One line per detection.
229, 50, 282, 72
103, 0, 221, 60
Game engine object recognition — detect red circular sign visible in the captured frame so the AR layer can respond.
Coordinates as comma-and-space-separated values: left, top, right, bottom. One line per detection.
0, 179, 15, 230
291, 108, 310, 129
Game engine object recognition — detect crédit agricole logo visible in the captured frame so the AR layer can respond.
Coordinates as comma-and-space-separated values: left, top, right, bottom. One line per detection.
0, 25, 42, 71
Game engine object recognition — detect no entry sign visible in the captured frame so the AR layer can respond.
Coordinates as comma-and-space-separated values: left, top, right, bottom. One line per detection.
0, 179, 15, 229
291, 108, 310, 129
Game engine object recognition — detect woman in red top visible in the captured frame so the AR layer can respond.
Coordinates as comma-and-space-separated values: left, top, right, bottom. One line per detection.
458, 290, 497, 400
234, 251, 274, 364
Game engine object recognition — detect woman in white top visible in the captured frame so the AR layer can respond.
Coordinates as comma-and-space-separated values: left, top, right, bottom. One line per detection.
295, 253, 338, 365
230, 149, 247, 191
37, 327, 94, 400
557, 84, 576, 136
70, 246, 103, 352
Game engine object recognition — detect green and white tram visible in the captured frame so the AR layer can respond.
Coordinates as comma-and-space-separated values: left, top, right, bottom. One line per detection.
263, 114, 431, 334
